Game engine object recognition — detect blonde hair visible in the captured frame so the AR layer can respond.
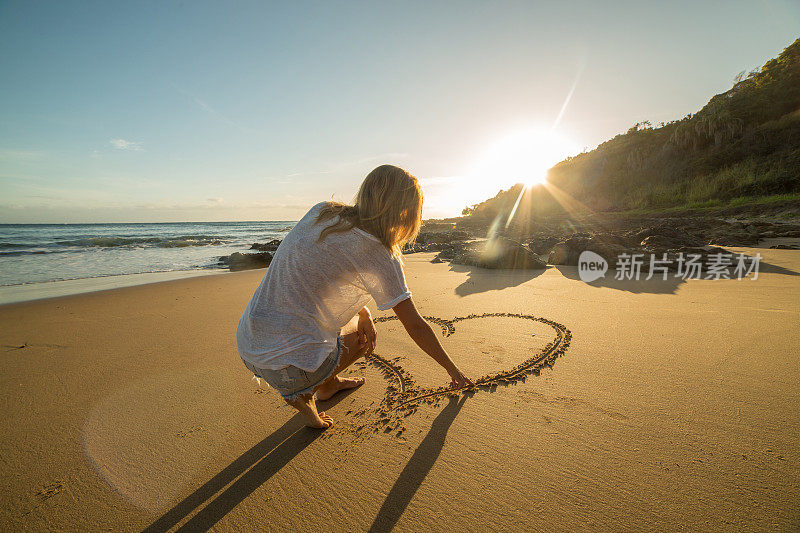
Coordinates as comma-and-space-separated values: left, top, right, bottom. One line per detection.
316, 164, 423, 258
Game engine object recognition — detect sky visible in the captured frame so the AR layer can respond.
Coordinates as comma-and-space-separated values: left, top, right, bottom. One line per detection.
1, 1, 798, 223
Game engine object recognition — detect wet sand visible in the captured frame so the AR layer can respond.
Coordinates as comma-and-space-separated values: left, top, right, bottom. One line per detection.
0, 269, 229, 306
1, 250, 798, 531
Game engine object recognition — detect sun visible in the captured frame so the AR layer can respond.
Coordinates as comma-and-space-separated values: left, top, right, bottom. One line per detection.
470, 127, 578, 188
424, 126, 580, 218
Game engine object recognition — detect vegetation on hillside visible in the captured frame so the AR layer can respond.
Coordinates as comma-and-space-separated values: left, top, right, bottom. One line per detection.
462, 37, 800, 223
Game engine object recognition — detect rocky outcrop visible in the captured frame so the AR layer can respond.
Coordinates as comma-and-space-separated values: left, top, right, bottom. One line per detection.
548, 234, 630, 266
526, 235, 561, 256
545, 230, 751, 272
250, 239, 282, 252
218, 252, 272, 271
403, 230, 473, 254
449, 238, 547, 270
415, 230, 472, 244
524, 216, 800, 265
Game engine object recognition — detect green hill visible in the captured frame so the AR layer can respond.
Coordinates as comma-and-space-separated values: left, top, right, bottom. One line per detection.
462, 36, 800, 224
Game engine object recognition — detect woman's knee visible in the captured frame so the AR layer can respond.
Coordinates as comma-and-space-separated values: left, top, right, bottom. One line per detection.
337, 337, 367, 369
341, 314, 361, 336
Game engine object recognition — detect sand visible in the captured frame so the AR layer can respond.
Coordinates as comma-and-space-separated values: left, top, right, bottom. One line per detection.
0, 269, 229, 306
1, 250, 799, 531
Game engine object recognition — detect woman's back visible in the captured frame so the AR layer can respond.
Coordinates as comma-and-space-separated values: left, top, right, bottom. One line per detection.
236, 202, 411, 371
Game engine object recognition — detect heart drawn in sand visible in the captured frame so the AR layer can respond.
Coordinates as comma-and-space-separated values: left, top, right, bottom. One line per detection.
365, 313, 572, 414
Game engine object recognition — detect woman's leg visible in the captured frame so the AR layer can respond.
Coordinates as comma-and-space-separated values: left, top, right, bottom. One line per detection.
284, 314, 370, 428
286, 394, 333, 429
315, 314, 370, 401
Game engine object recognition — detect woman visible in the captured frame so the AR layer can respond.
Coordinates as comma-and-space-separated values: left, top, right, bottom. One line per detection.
237, 164, 473, 428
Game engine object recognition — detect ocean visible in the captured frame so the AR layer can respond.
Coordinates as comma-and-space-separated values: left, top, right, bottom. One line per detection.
0, 221, 296, 287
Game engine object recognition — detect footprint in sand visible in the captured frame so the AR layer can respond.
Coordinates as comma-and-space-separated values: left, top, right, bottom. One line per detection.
36, 481, 64, 500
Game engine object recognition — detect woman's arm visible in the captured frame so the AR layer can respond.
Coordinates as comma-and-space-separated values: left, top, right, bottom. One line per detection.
356, 306, 376, 356
392, 298, 474, 388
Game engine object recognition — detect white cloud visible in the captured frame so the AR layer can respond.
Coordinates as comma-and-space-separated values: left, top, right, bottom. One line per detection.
109, 138, 143, 151
206, 197, 224, 203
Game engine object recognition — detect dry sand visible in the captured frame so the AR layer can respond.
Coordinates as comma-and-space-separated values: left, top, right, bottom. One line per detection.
1, 250, 799, 531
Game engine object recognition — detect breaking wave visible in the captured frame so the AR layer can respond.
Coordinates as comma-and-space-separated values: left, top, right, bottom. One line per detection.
55, 235, 229, 248
0, 250, 50, 257
0, 242, 39, 248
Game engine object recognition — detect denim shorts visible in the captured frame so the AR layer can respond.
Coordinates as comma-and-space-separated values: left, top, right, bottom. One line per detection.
241, 337, 343, 401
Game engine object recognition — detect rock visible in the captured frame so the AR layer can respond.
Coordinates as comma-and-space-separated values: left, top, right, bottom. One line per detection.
548, 234, 630, 265
640, 234, 691, 250
404, 232, 473, 255
618, 220, 706, 249
431, 241, 473, 262
415, 230, 471, 245
219, 252, 272, 271
250, 239, 282, 252
451, 238, 547, 269
633, 223, 693, 241
707, 231, 759, 246
430, 244, 461, 260
776, 228, 800, 238
403, 243, 428, 254
526, 236, 560, 256
770, 244, 800, 250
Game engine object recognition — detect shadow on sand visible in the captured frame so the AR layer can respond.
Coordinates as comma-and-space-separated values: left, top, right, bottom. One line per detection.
450, 263, 545, 297
555, 256, 799, 295
555, 265, 686, 294
449, 253, 798, 296
142, 392, 356, 532
368, 395, 468, 532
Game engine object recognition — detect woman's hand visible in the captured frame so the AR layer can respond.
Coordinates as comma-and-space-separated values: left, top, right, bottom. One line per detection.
449, 368, 475, 389
392, 298, 474, 390
357, 307, 377, 356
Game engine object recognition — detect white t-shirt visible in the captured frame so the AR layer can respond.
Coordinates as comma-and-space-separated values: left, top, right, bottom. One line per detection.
236, 202, 412, 371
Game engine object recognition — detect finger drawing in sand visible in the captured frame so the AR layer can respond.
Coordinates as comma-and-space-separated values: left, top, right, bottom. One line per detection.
236, 165, 474, 428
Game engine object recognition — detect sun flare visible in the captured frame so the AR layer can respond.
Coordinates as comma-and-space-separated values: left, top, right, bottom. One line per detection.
422, 127, 580, 218
470, 127, 578, 188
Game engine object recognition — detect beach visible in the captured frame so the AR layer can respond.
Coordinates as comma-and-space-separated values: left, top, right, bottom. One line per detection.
0, 221, 294, 292
1, 250, 798, 531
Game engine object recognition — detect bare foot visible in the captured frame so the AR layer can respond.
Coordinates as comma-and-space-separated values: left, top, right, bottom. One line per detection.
315, 376, 365, 401
286, 394, 334, 429
306, 411, 333, 429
